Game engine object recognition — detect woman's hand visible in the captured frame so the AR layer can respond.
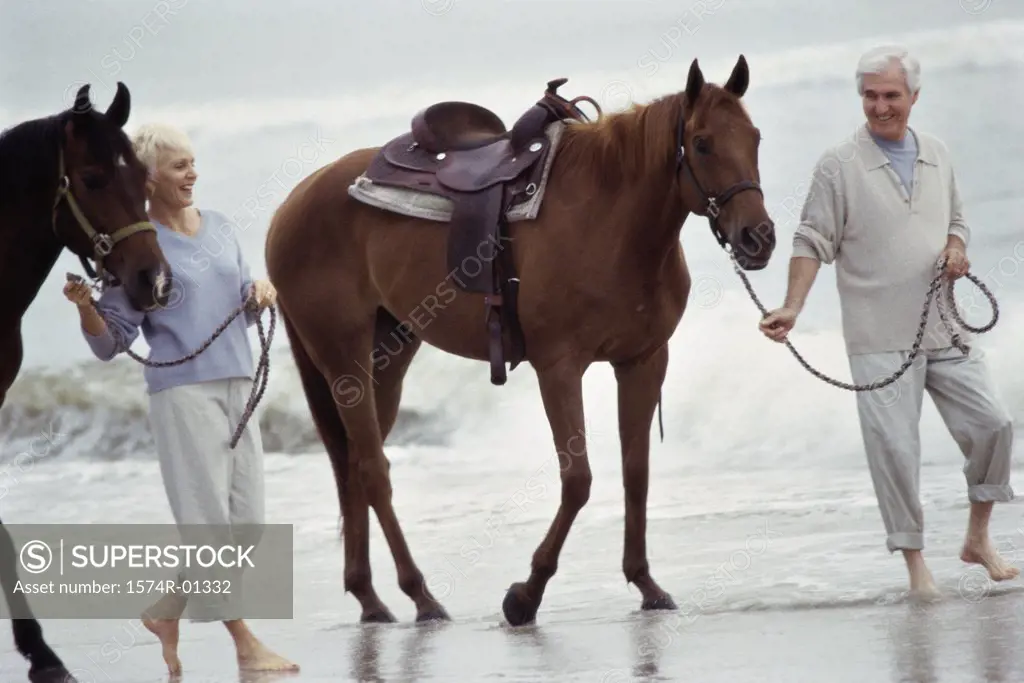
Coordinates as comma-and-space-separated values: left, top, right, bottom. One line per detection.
63, 278, 94, 308
250, 279, 277, 309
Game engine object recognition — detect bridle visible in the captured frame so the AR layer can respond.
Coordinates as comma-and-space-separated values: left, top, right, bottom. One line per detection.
673, 109, 763, 251
51, 146, 157, 279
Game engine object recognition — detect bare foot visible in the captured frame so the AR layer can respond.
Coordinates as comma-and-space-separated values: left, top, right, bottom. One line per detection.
908, 582, 942, 602
961, 537, 1021, 581
903, 550, 942, 601
237, 638, 300, 672
142, 616, 181, 675
908, 569, 942, 602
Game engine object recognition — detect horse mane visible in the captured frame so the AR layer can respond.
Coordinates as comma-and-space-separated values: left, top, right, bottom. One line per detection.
557, 85, 750, 188
0, 109, 131, 212
0, 112, 70, 206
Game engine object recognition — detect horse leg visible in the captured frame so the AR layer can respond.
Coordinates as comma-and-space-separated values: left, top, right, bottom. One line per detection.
614, 345, 676, 610
502, 358, 591, 626
282, 311, 395, 623
287, 308, 446, 622
371, 308, 422, 443
1, 522, 71, 683
0, 326, 71, 681
342, 328, 448, 623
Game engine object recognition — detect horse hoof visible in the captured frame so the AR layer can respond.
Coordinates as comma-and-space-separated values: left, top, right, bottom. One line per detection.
29, 665, 74, 683
642, 594, 677, 611
416, 605, 451, 622
502, 582, 538, 626
360, 608, 397, 624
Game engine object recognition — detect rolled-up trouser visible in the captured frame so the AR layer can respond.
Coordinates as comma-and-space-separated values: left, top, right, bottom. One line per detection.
148, 377, 266, 621
848, 346, 1014, 553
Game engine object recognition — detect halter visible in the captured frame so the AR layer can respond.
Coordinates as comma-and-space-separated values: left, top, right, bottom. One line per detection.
51, 147, 157, 279
673, 110, 763, 251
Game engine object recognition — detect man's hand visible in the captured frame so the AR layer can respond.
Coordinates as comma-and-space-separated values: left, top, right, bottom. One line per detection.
940, 245, 970, 280
759, 307, 798, 343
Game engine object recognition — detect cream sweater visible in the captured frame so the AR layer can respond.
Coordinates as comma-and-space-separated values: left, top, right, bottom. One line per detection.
792, 124, 972, 356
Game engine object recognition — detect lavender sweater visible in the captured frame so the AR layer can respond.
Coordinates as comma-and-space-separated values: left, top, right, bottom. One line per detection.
82, 209, 260, 394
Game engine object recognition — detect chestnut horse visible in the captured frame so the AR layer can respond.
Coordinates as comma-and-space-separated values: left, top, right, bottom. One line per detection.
265, 55, 776, 626
0, 84, 172, 682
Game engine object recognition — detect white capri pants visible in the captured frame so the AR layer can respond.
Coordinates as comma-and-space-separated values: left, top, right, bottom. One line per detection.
148, 377, 266, 620
848, 346, 1014, 553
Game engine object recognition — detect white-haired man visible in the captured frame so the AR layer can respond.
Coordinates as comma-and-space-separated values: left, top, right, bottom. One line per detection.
759, 46, 1017, 597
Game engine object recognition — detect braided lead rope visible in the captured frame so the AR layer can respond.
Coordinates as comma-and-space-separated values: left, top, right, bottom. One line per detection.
70, 273, 276, 447
728, 255, 998, 391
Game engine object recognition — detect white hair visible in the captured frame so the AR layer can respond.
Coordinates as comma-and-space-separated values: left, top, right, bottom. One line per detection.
130, 122, 194, 173
855, 45, 921, 95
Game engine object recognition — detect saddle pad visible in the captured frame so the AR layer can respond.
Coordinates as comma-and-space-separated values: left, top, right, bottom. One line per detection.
348, 121, 566, 223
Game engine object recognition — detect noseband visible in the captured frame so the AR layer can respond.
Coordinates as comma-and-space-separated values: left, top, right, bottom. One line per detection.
674, 113, 763, 250
52, 148, 157, 279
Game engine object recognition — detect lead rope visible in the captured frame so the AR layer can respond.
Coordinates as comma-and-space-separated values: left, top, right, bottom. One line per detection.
726, 254, 999, 391
68, 273, 276, 447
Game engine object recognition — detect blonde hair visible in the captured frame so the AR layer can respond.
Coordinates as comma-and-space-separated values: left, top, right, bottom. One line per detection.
130, 122, 195, 173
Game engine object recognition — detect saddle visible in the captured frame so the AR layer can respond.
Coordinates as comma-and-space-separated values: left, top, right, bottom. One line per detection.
360, 78, 601, 385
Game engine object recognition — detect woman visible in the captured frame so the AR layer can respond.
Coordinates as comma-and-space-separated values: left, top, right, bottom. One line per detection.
63, 122, 299, 676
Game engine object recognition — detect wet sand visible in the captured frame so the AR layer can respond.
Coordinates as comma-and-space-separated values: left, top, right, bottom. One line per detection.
3, 450, 1024, 682
12, 588, 1024, 682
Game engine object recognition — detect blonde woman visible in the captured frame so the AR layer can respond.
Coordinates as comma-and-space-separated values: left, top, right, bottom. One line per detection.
62, 123, 298, 675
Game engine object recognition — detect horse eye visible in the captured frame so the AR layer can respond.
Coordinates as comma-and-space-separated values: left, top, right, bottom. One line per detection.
81, 173, 108, 190
693, 136, 711, 155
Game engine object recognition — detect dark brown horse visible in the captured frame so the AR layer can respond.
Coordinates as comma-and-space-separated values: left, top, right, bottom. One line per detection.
0, 84, 172, 682
265, 56, 776, 626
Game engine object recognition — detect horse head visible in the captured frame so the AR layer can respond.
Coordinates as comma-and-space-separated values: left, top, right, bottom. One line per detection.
677, 55, 776, 271
56, 83, 172, 310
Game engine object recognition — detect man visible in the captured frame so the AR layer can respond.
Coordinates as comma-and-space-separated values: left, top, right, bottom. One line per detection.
759, 45, 1017, 598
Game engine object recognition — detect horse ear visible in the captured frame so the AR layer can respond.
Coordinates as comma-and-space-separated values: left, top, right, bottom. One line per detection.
105, 82, 131, 128
685, 58, 705, 106
73, 84, 93, 116
724, 55, 749, 98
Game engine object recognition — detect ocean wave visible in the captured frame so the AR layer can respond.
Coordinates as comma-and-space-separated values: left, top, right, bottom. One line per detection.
0, 349, 453, 463
3, 16, 1023, 466
4, 19, 1021, 137
11, 288, 1020, 465
148, 20, 1024, 137
165, 20, 1024, 134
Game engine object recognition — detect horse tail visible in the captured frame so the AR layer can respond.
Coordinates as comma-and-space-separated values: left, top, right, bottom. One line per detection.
280, 307, 349, 528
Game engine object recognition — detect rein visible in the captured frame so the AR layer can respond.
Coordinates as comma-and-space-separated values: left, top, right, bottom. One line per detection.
67, 273, 277, 448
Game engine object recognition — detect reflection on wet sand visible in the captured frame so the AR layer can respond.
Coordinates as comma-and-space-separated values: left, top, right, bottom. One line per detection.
503, 621, 571, 679
885, 588, 1024, 683
350, 624, 384, 683
397, 622, 447, 680
888, 602, 939, 683
971, 593, 1017, 683
235, 670, 302, 683
630, 612, 670, 681
348, 621, 447, 683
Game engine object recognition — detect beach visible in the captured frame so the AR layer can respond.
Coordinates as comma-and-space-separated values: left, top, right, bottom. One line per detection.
2, 451, 1024, 682
25, 595, 1024, 682
4, 0, 1024, 680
